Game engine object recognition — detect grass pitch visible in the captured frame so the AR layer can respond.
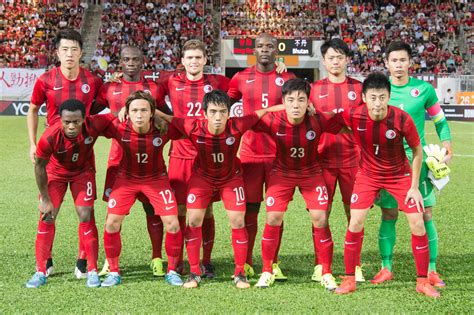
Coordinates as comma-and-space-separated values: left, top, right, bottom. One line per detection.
0, 117, 473, 313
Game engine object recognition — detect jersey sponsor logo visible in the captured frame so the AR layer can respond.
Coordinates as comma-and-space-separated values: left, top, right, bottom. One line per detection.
262, 237, 275, 241
121, 137, 131, 142
84, 136, 94, 144
348, 91, 357, 101
385, 129, 397, 139
112, 91, 123, 95
410, 88, 420, 98
108, 198, 117, 208
320, 237, 332, 243
153, 137, 163, 147
105, 188, 112, 197
84, 196, 94, 201
175, 87, 185, 91
37, 230, 49, 234
187, 193, 196, 204
415, 245, 428, 250
318, 94, 328, 99
196, 139, 206, 144
408, 201, 417, 209
57, 149, 68, 154
53, 86, 63, 91
185, 237, 198, 243
306, 130, 316, 140
276, 132, 286, 136
226, 136, 236, 145
266, 196, 275, 207
84, 229, 93, 235
246, 79, 256, 83
351, 193, 358, 203
236, 240, 248, 244
236, 201, 245, 206
81, 84, 91, 94
204, 84, 213, 93
356, 127, 367, 131
165, 205, 175, 210
344, 241, 358, 245
275, 77, 284, 86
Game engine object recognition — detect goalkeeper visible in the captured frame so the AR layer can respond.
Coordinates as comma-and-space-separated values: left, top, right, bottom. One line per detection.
372, 41, 453, 288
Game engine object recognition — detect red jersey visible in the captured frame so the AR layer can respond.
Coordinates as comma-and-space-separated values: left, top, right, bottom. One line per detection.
254, 111, 343, 178
35, 114, 115, 179
310, 77, 363, 168
109, 120, 182, 180
163, 72, 230, 159
340, 105, 420, 179
171, 114, 260, 181
31, 67, 103, 126
95, 78, 166, 115
227, 66, 296, 159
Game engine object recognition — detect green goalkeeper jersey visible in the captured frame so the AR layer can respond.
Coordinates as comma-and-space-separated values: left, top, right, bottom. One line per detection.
389, 77, 438, 153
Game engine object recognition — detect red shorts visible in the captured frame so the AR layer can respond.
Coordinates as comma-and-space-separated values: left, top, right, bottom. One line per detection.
169, 157, 219, 205
46, 171, 96, 209
322, 166, 358, 204
107, 176, 178, 216
186, 173, 246, 212
350, 172, 419, 213
241, 156, 274, 203
265, 171, 329, 212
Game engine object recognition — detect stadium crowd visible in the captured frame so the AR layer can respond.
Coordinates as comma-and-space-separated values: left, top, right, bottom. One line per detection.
0, 1, 85, 68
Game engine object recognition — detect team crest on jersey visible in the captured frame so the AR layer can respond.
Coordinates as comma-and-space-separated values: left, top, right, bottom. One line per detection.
306, 130, 316, 140
187, 193, 196, 204
81, 84, 91, 94
410, 88, 420, 98
204, 85, 213, 93
351, 193, 358, 203
348, 91, 357, 101
153, 137, 163, 147
266, 196, 275, 207
105, 188, 112, 198
226, 136, 236, 145
108, 198, 117, 208
84, 136, 94, 144
385, 129, 397, 139
275, 77, 284, 86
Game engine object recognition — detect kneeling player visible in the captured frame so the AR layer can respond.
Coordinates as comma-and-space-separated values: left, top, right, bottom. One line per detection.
101, 91, 183, 287
26, 99, 115, 288
157, 90, 281, 289
335, 73, 440, 298
253, 78, 343, 290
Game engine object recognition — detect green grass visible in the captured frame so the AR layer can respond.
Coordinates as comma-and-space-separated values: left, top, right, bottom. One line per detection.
1, 118, 473, 313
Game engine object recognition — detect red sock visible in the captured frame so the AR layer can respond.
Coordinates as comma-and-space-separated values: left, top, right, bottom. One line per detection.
78, 209, 96, 260
244, 211, 258, 266
357, 228, 364, 266
232, 227, 248, 276
185, 226, 202, 275
35, 220, 55, 273
412, 233, 429, 277
79, 221, 98, 272
146, 215, 163, 259
202, 216, 215, 265
273, 221, 284, 262
104, 230, 121, 273
343, 229, 363, 275
177, 215, 186, 265
261, 224, 280, 273
313, 226, 334, 274
165, 230, 183, 272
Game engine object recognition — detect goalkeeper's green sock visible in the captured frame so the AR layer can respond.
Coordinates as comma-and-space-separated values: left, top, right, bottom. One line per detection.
378, 219, 397, 272
424, 219, 439, 272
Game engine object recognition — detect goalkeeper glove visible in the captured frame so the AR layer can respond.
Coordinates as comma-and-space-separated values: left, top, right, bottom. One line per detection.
423, 144, 451, 179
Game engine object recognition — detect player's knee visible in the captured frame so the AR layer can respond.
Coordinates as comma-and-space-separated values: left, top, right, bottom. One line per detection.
423, 207, 433, 221
409, 219, 426, 236
348, 218, 364, 232
77, 207, 92, 222
382, 208, 399, 220
266, 214, 283, 227
165, 220, 180, 233
105, 217, 122, 233
246, 202, 260, 213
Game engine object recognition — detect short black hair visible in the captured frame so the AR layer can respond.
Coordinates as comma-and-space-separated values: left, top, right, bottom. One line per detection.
362, 72, 391, 95
59, 99, 86, 118
321, 38, 350, 57
54, 29, 83, 50
385, 41, 412, 60
203, 90, 231, 111
282, 78, 311, 98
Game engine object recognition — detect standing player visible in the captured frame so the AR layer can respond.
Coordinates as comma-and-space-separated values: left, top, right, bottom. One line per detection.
335, 73, 440, 298
162, 40, 230, 277
26, 99, 114, 288
27, 29, 104, 279
101, 91, 183, 287
372, 41, 452, 287
95, 46, 168, 277
253, 78, 343, 290
309, 39, 364, 283
227, 33, 296, 279
156, 90, 282, 289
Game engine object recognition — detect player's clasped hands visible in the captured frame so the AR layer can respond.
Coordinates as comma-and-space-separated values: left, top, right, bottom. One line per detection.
405, 188, 425, 213
38, 198, 56, 219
